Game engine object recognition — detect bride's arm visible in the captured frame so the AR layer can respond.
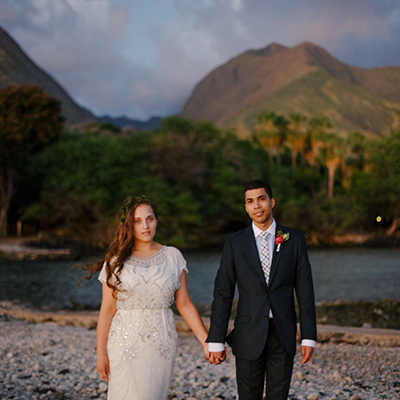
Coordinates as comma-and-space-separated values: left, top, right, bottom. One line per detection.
174, 271, 212, 358
96, 283, 117, 381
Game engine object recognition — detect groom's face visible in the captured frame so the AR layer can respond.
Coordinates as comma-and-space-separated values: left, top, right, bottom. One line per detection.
245, 188, 275, 228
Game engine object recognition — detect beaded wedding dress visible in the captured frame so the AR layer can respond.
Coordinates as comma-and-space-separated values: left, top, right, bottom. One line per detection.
99, 246, 188, 400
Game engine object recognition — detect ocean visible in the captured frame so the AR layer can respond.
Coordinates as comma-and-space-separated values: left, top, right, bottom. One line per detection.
1, 247, 399, 310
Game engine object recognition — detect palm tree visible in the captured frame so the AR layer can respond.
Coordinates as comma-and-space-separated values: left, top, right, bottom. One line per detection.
271, 115, 290, 165
318, 133, 346, 198
305, 116, 332, 166
255, 111, 279, 165
286, 112, 307, 168
342, 132, 366, 188
256, 110, 276, 132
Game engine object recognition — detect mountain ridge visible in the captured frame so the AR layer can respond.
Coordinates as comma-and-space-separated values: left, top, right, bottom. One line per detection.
0, 27, 95, 125
98, 115, 163, 131
181, 42, 400, 136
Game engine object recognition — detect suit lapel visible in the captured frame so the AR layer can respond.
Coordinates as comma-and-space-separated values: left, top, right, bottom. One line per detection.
243, 225, 267, 286
268, 222, 283, 286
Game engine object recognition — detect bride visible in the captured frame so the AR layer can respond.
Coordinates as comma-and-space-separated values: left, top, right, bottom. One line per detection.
82, 196, 219, 399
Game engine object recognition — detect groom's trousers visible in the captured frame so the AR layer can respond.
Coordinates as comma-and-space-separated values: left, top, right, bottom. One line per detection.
235, 321, 294, 400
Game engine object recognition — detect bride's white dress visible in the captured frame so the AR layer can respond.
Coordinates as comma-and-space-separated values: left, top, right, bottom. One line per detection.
99, 246, 187, 400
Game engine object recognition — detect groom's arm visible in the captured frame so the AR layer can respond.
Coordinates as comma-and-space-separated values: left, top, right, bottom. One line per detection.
207, 237, 236, 346
295, 232, 317, 362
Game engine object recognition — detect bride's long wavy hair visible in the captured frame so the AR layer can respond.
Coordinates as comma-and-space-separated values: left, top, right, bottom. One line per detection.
79, 196, 158, 297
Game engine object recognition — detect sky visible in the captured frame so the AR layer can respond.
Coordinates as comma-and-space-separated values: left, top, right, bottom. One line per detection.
1, 0, 400, 121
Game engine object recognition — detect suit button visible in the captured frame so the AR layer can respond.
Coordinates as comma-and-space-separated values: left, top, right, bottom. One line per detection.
264, 316, 268, 320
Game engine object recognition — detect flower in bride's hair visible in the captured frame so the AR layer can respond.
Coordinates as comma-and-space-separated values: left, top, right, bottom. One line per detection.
120, 197, 135, 224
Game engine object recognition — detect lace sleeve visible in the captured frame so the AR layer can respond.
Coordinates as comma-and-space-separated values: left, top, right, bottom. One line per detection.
168, 246, 188, 275
98, 261, 107, 283
177, 249, 188, 275
98, 257, 118, 284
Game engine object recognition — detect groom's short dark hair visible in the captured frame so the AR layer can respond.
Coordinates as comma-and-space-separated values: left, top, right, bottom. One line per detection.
244, 180, 273, 200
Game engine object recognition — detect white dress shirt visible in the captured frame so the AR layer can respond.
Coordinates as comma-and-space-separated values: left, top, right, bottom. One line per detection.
208, 220, 315, 352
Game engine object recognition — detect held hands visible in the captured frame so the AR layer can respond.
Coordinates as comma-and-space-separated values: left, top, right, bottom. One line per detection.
206, 349, 227, 365
300, 345, 314, 365
97, 352, 110, 382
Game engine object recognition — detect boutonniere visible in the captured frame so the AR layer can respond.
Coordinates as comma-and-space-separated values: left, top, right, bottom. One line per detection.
275, 230, 290, 252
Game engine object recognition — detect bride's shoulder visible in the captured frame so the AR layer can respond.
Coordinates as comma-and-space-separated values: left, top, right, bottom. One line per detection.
164, 245, 180, 253
164, 246, 184, 259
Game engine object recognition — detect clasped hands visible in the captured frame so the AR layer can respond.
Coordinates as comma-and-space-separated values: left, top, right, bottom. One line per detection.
205, 349, 228, 365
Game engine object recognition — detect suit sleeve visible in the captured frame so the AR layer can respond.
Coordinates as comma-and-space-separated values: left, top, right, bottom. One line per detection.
295, 233, 317, 342
206, 237, 236, 343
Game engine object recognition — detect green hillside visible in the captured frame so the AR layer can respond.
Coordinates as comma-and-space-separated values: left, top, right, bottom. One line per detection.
181, 42, 400, 137
232, 71, 400, 137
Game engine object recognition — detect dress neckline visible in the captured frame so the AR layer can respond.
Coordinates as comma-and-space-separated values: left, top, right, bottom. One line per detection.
130, 245, 166, 260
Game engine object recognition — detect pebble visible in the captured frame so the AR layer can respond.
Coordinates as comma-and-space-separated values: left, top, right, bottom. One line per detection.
1, 319, 399, 399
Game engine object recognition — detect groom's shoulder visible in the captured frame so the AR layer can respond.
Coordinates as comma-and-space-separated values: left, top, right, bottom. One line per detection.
226, 226, 251, 242
277, 223, 306, 240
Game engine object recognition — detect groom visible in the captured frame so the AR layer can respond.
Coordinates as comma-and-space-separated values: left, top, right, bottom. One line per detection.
206, 180, 317, 400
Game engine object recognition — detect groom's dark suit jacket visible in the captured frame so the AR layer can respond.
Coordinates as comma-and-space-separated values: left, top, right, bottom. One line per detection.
207, 222, 317, 359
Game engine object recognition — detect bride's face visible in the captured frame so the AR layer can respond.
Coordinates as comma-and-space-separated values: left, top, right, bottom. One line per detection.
132, 204, 157, 243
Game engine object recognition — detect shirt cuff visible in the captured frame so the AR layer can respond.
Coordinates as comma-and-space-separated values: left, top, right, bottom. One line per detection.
301, 339, 316, 348
208, 342, 225, 352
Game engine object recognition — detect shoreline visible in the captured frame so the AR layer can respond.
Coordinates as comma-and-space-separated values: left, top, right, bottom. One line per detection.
0, 232, 400, 261
0, 238, 78, 261
1, 301, 399, 348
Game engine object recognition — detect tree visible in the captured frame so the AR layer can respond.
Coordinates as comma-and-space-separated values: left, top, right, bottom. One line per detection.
305, 116, 332, 166
255, 111, 289, 165
255, 111, 277, 165
317, 133, 345, 198
272, 115, 290, 166
0, 85, 64, 236
150, 116, 247, 239
352, 131, 400, 235
342, 132, 366, 188
286, 112, 307, 168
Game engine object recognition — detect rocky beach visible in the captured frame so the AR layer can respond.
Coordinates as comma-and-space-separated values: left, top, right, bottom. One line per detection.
1, 241, 400, 399
1, 308, 400, 400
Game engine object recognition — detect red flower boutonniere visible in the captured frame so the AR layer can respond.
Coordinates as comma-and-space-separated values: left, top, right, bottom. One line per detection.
275, 230, 290, 252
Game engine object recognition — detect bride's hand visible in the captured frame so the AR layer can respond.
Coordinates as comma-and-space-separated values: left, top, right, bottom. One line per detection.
203, 342, 210, 359
97, 352, 110, 382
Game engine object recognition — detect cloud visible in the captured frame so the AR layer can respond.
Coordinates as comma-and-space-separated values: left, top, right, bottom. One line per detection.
167, 0, 400, 67
142, 0, 400, 115
1, 0, 400, 120
0, 0, 135, 114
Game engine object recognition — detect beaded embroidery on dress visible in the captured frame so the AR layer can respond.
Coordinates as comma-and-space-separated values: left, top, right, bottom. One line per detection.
99, 246, 188, 400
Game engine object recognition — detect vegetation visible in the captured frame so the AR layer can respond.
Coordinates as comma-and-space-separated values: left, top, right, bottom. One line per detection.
1, 85, 399, 248
0, 27, 94, 124
0, 85, 64, 236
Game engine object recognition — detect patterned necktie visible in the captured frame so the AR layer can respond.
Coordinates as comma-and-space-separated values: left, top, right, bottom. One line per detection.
260, 231, 271, 284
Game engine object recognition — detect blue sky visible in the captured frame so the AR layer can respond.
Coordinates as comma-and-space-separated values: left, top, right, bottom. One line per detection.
1, 0, 400, 120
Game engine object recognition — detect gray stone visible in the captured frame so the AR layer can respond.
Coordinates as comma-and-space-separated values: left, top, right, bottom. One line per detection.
2, 319, 400, 400
99, 382, 108, 392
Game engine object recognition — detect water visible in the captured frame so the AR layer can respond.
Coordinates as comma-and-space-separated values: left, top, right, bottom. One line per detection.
1, 248, 399, 310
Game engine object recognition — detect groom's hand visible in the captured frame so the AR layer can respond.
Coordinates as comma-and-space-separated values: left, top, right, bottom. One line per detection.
208, 350, 227, 365
300, 345, 314, 365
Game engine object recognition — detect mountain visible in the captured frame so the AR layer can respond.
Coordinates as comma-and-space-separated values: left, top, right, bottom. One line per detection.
181, 42, 400, 136
98, 115, 163, 131
0, 27, 95, 125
